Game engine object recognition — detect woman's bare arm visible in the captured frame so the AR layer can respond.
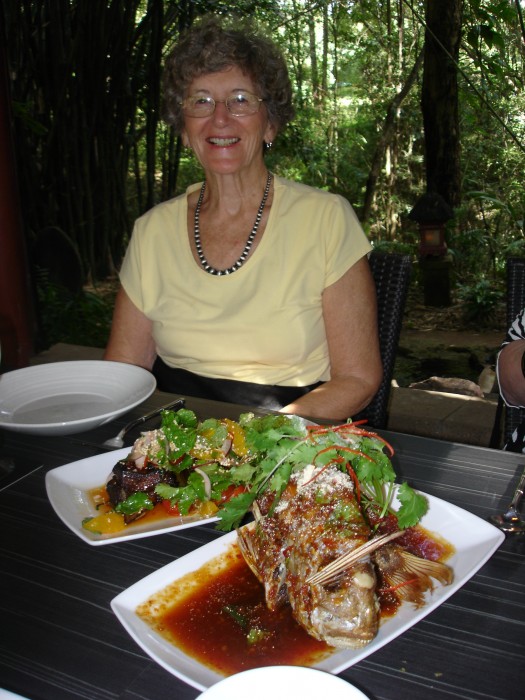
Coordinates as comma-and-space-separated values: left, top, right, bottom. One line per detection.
281, 256, 383, 421
104, 287, 157, 370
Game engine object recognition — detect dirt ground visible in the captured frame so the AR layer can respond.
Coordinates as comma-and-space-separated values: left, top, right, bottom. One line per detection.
402, 280, 505, 333
394, 287, 505, 388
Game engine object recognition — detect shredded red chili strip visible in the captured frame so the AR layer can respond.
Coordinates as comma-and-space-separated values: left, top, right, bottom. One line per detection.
307, 421, 368, 437
301, 461, 337, 486
379, 577, 419, 594
345, 429, 394, 456
347, 429, 395, 457
314, 445, 376, 463
307, 423, 394, 457
345, 463, 361, 502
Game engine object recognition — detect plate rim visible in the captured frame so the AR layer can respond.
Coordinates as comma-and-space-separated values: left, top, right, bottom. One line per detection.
110, 488, 505, 691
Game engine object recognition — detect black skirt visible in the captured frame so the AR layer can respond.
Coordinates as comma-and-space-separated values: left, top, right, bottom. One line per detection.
152, 357, 322, 412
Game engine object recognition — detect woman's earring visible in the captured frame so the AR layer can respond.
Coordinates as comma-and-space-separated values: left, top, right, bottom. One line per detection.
265, 141, 273, 151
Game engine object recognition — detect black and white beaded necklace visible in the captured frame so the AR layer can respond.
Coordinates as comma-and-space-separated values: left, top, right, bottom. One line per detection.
193, 171, 273, 276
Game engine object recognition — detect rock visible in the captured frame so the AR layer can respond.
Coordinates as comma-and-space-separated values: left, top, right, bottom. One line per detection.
408, 376, 484, 397
478, 366, 497, 395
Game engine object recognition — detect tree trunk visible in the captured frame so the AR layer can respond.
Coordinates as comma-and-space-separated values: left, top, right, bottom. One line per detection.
361, 48, 424, 224
308, 13, 319, 103
421, 0, 463, 208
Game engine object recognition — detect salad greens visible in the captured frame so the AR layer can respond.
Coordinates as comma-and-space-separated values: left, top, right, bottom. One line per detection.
115, 492, 155, 515
133, 408, 427, 532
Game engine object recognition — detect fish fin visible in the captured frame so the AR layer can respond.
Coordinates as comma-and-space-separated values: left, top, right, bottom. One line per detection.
399, 550, 453, 586
252, 500, 263, 522
236, 524, 261, 581
306, 531, 403, 586
237, 522, 288, 611
378, 546, 453, 608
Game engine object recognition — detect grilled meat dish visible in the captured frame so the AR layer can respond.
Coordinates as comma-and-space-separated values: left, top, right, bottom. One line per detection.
106, 460, 179, 523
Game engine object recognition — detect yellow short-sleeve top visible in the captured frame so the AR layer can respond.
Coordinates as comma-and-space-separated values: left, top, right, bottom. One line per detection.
120, 176, 371, 386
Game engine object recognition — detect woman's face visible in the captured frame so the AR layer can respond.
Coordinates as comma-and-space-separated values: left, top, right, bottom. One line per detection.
181, 65, 276, 177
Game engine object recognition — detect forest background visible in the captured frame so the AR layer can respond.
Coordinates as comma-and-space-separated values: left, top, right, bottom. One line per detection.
2, 0, 524, 350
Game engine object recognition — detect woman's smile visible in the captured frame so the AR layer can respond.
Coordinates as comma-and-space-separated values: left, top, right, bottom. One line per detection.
207, 136, 241, 147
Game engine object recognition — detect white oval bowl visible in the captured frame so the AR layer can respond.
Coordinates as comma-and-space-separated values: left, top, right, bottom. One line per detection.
196, 666, 369, 700
0, 361, 156, 435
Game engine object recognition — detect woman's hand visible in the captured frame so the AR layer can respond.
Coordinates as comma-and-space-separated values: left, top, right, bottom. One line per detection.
281, 256, 383, 421
104, 287, 157, 370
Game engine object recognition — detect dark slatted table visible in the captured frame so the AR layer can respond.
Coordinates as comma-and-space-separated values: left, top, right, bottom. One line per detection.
1, 393, 524, 700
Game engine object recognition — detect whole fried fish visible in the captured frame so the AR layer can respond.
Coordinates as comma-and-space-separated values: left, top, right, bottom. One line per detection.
238, 462, 453, 649
238, 464, 380, 649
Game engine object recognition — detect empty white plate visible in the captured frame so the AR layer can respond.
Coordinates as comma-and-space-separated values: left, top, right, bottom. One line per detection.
0, 361, 156, 435
196, 666, 369, 699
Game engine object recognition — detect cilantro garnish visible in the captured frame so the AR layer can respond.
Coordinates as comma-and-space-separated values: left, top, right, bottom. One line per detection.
216, 491, 258, 531
125, 410, 427, 533
115, 492, 154, 515
395, 481, 428, 528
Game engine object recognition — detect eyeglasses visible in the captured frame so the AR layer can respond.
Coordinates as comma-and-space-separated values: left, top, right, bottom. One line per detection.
180, 91, 264, 117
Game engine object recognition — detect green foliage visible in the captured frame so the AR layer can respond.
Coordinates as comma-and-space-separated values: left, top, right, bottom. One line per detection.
448, 188, 525, 285
502, 240, 525, 259
4, 0, 525, 350
371, 240, 416, 257
36, 272, 114, 349
456, 278, 504, 325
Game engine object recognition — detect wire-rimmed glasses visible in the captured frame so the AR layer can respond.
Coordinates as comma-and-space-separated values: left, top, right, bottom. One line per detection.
180, 91, 264, 117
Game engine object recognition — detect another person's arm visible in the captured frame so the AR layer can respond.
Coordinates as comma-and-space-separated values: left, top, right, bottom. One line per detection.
497, 309, 525, 408
281, 256, 383, 421
104, 287, 157, 370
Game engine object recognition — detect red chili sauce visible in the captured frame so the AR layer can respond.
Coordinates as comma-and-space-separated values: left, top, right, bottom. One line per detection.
136, 527, 454, 676
371, 511, 455, 561
136, 545, 333, 676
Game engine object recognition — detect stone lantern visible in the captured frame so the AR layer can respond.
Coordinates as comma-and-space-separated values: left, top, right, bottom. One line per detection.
408, 192, 454, 307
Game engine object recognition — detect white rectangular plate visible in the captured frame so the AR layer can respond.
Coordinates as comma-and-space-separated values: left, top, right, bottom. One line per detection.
45, 448, 218, 545
110, 489, 505, 691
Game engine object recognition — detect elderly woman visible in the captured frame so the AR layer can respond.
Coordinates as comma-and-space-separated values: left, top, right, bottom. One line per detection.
104, 15, 382, 421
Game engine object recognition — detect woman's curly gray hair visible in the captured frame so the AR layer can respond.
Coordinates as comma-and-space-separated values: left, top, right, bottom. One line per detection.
162, 15, 294, 135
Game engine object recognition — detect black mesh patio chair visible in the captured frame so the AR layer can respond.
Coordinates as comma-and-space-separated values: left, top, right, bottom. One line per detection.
353, 251, 412, 429
490, 256, 525, 448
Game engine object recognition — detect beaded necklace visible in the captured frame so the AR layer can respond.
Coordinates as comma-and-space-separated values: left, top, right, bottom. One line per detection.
193, 171, 273, 276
